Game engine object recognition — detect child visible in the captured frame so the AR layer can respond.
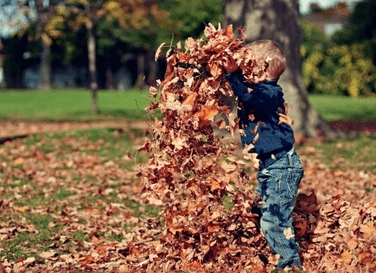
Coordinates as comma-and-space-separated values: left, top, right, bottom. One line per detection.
225, 40, 304, 270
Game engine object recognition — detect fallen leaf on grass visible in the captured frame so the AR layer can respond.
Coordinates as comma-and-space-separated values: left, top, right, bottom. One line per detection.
11, 158, 24, 165
13, 206, 31, 212
39, 251, 59, 260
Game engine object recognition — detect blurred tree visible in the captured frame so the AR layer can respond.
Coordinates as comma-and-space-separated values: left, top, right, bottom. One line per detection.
223, 0, 341, 138
300, 19, 332, 94
161, 0, 223, 40
49, 0, 172, 113
1, 0, 64, 90
1, 35, 28, 88
309, 2, 323, 13
52, 23, 88, 69
143, 0, 223, 86
50, 0, 106, 114
301, 1, 376, 98
301, 18, 330, 56
0, 39, 4, 88
32, 0, 63, 91
302, 40, 376, 97
332, 0, 376, 63
101, 0, 174, 89
327, 43, 376, 97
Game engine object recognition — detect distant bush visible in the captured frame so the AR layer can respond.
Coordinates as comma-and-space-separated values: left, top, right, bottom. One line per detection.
327, 43, 376, 97
301, 20, 376, 97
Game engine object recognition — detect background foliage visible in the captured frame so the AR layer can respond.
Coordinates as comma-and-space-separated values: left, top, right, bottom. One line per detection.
2, 0, 376, 97
301, 0, 376, 97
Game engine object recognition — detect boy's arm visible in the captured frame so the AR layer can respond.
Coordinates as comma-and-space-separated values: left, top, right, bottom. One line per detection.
225, 71, 280, 111
225, 71, 254, 103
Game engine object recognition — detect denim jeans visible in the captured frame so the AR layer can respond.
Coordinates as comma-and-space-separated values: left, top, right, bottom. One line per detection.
255, 147, 304, 269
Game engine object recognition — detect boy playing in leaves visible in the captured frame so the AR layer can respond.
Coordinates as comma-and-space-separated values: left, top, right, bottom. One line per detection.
225, 40, 304, 270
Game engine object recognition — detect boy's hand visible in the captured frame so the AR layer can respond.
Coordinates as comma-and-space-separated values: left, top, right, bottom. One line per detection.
223, 56, 239, 74
224, 70, 251, 101
224, 69, 244, 86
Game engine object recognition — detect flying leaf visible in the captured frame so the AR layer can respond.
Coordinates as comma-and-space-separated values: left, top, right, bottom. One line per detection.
194, 105, 218, 125
149, 86, 158, 98
223, 55, 238, 74
171, 137, 188, 150
342, 251, 352, 264
221, 161, 236, 173
155, 42, 166, 62
223, 24, 234, 39
283, 227, 294, 240
216, 119, 226, 129
278, 113, 294, 126
185, 37, 196, 52
208, 63, 223, 78
183, 93, 197, 107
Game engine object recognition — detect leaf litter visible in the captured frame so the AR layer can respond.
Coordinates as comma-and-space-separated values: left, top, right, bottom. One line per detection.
0, 24, 375, 272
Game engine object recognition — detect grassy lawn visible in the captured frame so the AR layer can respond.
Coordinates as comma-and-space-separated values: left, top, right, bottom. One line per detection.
296, 132, 376, 174
1, 90, 376, 122
0, 89, 152, 121
308, 94, 376, 121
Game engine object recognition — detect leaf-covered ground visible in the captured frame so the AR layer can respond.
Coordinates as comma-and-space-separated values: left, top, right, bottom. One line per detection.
0, 123, 153, 273
2, 24, 376, 271
0, 120, 375, 272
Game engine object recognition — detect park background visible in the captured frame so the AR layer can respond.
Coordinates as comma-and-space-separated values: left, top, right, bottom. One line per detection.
0, 0, 376, 131
0, 0, 376, 272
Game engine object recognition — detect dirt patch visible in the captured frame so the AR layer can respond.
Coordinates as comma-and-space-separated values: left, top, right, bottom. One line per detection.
0, 120, 150, 142
329, 120, 376, 134
0, 120, 374, 144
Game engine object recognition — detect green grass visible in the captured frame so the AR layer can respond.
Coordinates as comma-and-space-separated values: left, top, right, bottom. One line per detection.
308, 94, 376, 121
0, 89, 152, 121
0, 212, 60, 260
1, 90, 376, 122
296, 132, 376, 174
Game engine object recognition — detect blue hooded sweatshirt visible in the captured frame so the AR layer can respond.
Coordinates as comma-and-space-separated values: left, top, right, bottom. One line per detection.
225, 70, 295, 170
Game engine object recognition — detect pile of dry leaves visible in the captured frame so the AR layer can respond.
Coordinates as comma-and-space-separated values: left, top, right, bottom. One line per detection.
118, 24, 376, 272
133, 24, 266, 271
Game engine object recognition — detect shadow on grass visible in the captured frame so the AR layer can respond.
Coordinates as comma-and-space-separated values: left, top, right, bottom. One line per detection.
0, 135, 28, 145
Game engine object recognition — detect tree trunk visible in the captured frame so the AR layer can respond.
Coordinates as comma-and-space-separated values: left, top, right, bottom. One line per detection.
105, 63, 116, 90
148, 53, 158, 87
7, 36, 28, 88
223, 0, 342, 138
87, 22, 98, 114
0, 40, 5, 89
135, 53, 145, 89
38, 39, 52, 91
0, 66, 5, 89
33, 0, 52, 91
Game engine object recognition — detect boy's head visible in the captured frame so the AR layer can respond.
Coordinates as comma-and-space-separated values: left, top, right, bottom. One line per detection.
246, 40, 286, 81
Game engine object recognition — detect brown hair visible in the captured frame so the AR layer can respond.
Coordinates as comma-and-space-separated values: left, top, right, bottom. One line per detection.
246, 40, 286, 81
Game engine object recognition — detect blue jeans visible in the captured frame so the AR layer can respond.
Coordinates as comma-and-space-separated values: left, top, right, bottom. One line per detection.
255, 148, 304, 269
